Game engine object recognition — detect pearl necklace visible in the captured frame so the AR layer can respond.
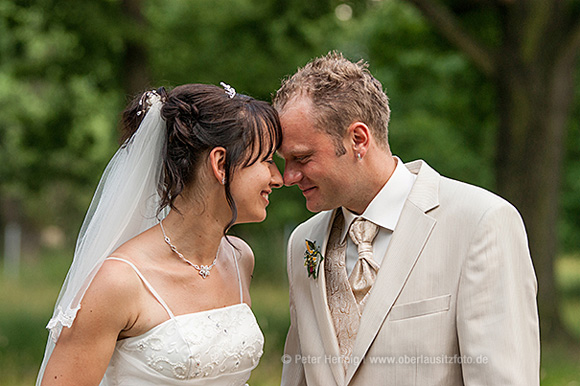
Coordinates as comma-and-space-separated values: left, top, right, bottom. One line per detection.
159, 221, 218, 279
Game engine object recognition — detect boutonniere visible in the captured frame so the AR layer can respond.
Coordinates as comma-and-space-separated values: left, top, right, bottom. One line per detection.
304, 239, 324, 279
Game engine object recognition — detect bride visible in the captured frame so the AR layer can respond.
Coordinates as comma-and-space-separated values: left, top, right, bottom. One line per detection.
37, 83, 283, 385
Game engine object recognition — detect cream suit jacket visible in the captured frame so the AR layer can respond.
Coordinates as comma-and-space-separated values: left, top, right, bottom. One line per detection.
281, 160, 540, 386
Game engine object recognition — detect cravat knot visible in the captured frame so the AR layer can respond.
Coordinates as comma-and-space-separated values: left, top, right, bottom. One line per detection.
348, 217, 380, 311
349, 217, 379, 258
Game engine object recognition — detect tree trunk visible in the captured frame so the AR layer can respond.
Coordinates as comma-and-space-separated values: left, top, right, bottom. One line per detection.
495, 57, 573, 340
494, 2, 577, 339
496, 5, 576, 337
122, 0, 150, 95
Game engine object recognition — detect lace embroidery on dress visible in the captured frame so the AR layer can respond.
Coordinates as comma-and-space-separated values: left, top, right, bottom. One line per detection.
118, 305, 263, 380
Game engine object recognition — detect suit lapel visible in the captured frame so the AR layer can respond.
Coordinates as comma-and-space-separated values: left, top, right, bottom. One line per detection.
345, 161, 440, 384
306, 209, 345, 386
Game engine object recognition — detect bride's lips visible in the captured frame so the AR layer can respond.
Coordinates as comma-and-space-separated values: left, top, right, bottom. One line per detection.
260, 190, 271, 204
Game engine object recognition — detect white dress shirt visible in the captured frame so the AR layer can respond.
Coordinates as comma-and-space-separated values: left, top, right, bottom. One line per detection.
340, 156, 417, 277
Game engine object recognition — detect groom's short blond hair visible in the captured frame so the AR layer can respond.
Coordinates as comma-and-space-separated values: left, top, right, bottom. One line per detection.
273, 51, 391, 153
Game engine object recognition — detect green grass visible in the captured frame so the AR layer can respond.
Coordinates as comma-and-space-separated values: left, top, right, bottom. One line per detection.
540, 255, 580, 386
248, 281, 290, 386
0, 250, 71, 386
559, 256, 580, 337
541, 341, 580, 386
1, 251, 579, 385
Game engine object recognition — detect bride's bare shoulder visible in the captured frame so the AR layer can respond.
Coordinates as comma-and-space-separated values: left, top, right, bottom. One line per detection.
62, 254, 146, 341
90, 257, 144, 301
225, 236, 255, 275
88, 231, 157, 308
226, 236, 254, 260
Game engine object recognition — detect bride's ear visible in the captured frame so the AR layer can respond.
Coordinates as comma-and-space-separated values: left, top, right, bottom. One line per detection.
209, 147, 227, 185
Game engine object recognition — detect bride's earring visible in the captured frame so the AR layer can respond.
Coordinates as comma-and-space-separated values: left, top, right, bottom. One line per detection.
221, 176, 226, 185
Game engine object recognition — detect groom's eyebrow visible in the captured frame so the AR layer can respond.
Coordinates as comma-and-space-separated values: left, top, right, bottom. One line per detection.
277, 150, 311, 162
279, 143, 313, 157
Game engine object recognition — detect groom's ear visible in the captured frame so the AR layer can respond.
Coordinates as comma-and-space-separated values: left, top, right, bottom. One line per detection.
348, 121, 371, 157
209, 147, 227, 184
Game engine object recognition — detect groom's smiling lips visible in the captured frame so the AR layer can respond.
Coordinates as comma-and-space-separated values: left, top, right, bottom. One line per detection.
300, 186, 316, 195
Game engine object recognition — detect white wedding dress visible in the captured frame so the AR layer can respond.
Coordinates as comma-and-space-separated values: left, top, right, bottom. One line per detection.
101, 257, 264, 386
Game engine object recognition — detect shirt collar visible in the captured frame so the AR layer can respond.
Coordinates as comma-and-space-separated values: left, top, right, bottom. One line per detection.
340, 156, 417, 242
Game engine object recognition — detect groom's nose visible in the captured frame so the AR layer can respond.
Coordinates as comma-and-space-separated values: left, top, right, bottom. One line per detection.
283, 164, 301, 187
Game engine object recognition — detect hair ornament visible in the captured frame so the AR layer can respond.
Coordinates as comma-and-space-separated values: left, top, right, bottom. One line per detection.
220, 82, 236, 99
137, 89, 161, 116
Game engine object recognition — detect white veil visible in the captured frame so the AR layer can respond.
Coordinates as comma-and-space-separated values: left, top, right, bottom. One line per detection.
36, 92, 168, 385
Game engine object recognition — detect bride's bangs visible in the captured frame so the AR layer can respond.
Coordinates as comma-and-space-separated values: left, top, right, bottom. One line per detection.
240, 101, 282, 167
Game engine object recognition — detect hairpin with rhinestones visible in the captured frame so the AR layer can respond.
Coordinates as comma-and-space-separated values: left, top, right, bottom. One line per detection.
220, 82, 236, 99
136, 90, 160, 116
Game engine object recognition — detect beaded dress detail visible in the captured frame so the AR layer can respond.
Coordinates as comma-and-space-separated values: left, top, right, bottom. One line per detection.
102, 248, 263, 385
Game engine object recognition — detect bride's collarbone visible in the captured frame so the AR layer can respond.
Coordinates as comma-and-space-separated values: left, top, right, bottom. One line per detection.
125, 267, 242, 330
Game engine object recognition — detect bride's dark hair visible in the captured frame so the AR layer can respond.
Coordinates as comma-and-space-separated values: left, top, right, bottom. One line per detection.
120, 84, 282, 232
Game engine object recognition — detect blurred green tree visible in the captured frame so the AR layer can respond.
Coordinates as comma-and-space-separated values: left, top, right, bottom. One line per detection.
0, 0, 128, 244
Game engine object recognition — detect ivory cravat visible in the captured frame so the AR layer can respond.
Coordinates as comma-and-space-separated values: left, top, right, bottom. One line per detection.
325, 211, 360, 370
348, 217, 380, 311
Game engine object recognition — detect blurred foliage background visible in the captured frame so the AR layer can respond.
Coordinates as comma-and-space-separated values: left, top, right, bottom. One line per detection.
0, 0, 579, 385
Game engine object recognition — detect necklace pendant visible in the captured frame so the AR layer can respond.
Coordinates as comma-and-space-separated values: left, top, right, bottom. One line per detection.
160, 221, 218, 280
198, 265, 211, 279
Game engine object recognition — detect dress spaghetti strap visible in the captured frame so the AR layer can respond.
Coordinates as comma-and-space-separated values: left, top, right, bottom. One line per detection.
105, 257, 176, 320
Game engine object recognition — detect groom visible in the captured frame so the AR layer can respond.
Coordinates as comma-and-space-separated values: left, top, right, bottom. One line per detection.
274, 52, 540, 385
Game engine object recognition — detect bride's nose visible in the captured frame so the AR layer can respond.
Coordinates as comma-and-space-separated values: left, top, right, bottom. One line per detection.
270, 163, 283, 188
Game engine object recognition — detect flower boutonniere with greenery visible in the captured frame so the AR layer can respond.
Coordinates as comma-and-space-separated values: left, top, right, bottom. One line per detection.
304, 239, 324, 279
